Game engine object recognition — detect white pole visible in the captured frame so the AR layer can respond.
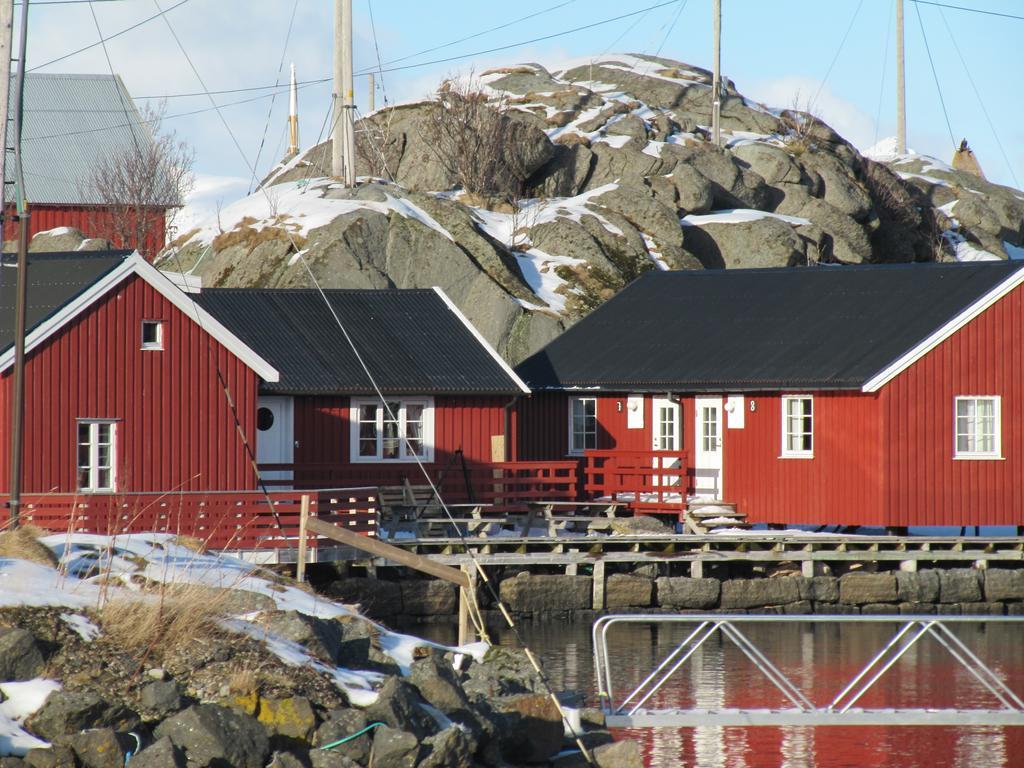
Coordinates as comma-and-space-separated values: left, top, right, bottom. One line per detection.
712, 0, 721, 148
288, 63, 299, 155
895, 0, 907, 154
341, 0, 356, 186
368, 73, 375, 113
331, 0, 344, 178
0, 1, 14, 235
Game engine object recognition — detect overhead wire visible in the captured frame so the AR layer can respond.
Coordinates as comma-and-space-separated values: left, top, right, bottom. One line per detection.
809, 0, 865, 115
913, 0, 957, 149
366, 0, 387, 108
911, 0, 1024, 22
87, 1, 142, 156
248, 0, 300, 195
935, 6, 1020, 187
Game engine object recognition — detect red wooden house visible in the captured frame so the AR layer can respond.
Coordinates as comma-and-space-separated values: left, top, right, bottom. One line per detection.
0, 250, 528, 552
513, 262, 1024, 529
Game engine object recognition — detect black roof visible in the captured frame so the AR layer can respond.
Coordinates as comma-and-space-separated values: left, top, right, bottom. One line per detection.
195, 288, 524, 395
0, 251, 130, 354
515, 262, 1024, 392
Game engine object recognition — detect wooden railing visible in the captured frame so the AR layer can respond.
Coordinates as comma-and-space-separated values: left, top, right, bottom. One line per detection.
0, 488, 378, 551
582, 449, 691, 512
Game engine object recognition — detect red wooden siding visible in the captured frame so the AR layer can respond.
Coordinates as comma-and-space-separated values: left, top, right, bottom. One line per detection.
880, 287, 1024, 527
724, 392, 883, 526
291, 395, 510, 487
0, 274, 260, 493
4, 204, 167, 258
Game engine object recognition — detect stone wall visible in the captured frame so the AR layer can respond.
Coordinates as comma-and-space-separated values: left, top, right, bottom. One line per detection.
323, 568, 1024, 623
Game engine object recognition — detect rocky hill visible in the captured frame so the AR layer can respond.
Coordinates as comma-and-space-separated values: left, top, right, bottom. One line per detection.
159, 54, 1024, 364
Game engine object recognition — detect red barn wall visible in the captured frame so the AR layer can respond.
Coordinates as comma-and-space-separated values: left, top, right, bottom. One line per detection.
293, 395, 509, 488
4, 204, 168, 259
0, 274, 260, 493
723, 391, 883, 526
880, 287, 1024, 527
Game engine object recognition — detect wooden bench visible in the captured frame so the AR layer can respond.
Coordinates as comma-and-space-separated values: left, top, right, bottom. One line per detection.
378, 483, 497, 538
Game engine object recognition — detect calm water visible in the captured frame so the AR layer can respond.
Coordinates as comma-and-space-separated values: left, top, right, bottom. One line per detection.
405, 619, 1024, 768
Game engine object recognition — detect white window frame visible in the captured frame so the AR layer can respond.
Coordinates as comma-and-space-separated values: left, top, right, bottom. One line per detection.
77, 420, 117, 492
954, 396, 1002, 460
141, 319, 163, 350
568, 396, 597, 456
780, 395, 814, 459
349, 397, 434, 463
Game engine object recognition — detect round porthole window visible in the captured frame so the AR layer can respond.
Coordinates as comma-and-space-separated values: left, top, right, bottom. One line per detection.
257, 407, 275, 431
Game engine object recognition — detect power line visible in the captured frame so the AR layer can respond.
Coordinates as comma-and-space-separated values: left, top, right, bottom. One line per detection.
810, 0, 865, 114
911, 0, 1024, 22
88, 0, 142, 155
28, 0, 191, 71
914, 0, 957, 149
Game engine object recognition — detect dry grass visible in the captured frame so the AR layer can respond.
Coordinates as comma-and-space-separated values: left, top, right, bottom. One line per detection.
229, 668, 259, 697
211, 218, 307, 254
171, 535, 208, 554
165, 227, 200, 252
98, 582, 231, 656
480, 65, 536, 77
0, 525, 59, 567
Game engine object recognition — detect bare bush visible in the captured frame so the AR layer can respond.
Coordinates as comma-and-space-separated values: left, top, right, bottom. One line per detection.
0, 525, 58, 567
86, 102, 195, 256
780, 92, 821, 155
424, 77, 534, 203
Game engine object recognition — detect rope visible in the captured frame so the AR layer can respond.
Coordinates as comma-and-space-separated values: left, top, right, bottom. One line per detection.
914, 1, 957, 150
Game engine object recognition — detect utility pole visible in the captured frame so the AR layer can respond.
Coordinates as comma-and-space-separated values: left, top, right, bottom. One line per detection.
8, 0, 28, 529
287, 63, 299, 155
331, 0, 356, 185
0, 1, 13, 244
895, 0, 907, 154
711, 0, 721, 147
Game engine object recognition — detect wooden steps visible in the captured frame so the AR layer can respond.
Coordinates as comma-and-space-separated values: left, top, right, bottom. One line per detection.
683, 500, 750, 534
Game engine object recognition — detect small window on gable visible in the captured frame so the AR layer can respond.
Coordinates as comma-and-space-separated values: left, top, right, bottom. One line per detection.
781, 395, 813, 458
955, 396, 1001, 459
141, 320, 163, 350
569, 397, 597, 455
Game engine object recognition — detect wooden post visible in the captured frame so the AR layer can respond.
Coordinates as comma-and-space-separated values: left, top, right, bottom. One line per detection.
592, 560, 606, 610
458, 564, 473, 645
296, 494, 311, 583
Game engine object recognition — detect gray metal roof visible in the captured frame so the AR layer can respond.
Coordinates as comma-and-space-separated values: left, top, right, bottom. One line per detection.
5, 73, 154, 205
515, 261, 1024, 392
194, 288, 526, 395
0, 251, 131, 353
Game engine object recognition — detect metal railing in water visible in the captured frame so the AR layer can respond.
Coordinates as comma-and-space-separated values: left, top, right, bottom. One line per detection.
593, 614, 1024, 727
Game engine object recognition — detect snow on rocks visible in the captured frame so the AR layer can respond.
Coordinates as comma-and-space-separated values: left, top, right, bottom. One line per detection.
0, 680, 60, 756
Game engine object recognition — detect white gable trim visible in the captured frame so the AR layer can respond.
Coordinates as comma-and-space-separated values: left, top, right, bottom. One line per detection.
0, 252, 280, 382
431, 286, 531, 394
862, 266, 1024, 393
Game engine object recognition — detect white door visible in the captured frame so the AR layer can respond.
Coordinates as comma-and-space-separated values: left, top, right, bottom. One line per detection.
651, 397, 682, 488
256, 396, 294, 489
694, 396, 723, 499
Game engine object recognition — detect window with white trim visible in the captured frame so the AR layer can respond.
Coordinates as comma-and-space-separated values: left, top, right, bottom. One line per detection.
569, 397, 597, 455
77, 421, 116, 491
350, 398, 434, 462
781, 395, 813, 457
955, 396, 1001, 458
141, 320, 163, 350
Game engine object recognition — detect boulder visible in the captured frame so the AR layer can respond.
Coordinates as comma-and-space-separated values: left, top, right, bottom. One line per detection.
256, 696, 317, 741
670, 166, 715, 214
984, 569, 1024, 602
125, 737, 186, 768
0, 629, 44, 682
312, 709, 371, 765
363, 677, 437, 741
589, 185, 684, 253
808, 576, 839, 603
463, 646, 544, 698
682, 215, 806, 269
259, 611, 343, 664
154, 704, 270, 768
367, 726, 421, 768
605, 575, 653, 608
896, 570, 940, 604
266, 752, 307, 768
939, 569, 983, 604
139, 680, 183, 719
528, 142, 595, 198
720, 577, 801, 609
499, 573, 592, 614
839, 573, 897, 605
409, 655, 472, 715
28, 228, 88, 253
418, 725, 475, 768
22, 746, 77, 768
593, 739, 644, 768
62, 728, 134, 768
656, 577, 720, 609
26, 691, 140, 742
492, 693, 564, 764
399, 580, 457, 616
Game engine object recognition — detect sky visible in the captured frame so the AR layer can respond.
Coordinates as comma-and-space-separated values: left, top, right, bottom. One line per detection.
21, 0, 1024, 217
